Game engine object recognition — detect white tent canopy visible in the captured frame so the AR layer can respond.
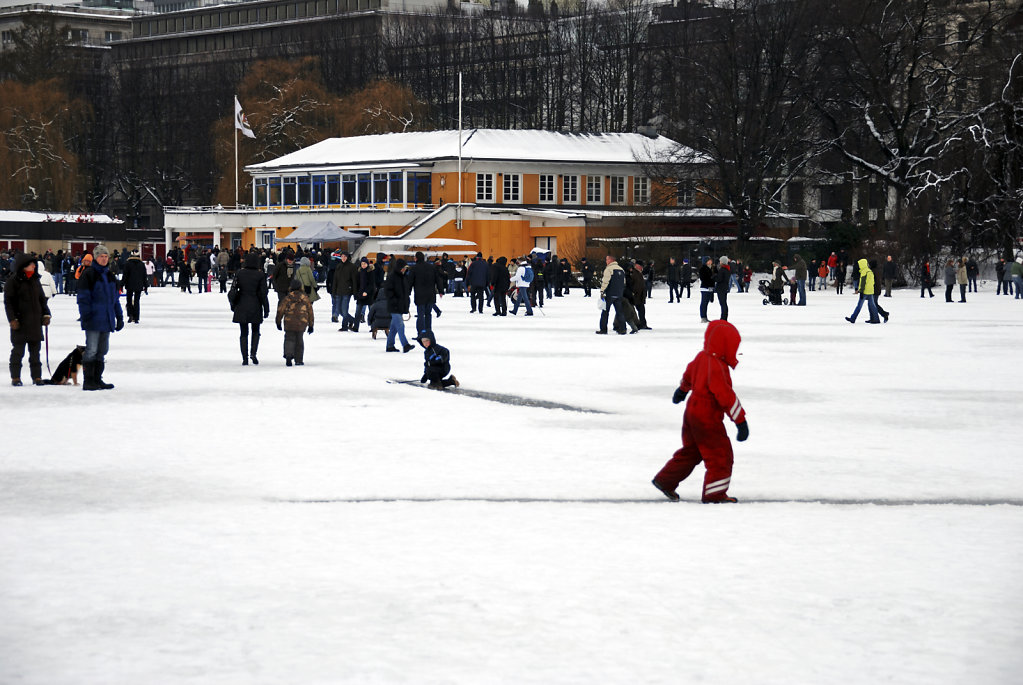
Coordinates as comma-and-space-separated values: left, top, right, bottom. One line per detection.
275, 221, 364, 244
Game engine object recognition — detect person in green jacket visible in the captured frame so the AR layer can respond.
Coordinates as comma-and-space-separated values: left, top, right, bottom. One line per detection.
845, 258, 880, 324
295, 257, 320, 303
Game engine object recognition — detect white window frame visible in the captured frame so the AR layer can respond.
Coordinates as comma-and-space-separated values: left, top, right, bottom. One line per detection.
633, 177, 649, 205
609, 176, 626, 205
539, 174, 556, 204
476, 173, 494, 202
586, 175, 603, 205
503, 173, 521, 203
562, 175, 579, 204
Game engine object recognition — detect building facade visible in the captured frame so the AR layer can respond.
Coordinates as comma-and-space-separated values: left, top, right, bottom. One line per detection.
164, 128, 738, 260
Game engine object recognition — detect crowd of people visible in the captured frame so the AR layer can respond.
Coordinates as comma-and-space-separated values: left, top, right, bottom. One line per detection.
5, 243, 1023, 390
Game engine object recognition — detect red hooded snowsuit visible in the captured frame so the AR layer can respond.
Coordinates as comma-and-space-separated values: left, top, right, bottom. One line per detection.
655, 320, 746, 501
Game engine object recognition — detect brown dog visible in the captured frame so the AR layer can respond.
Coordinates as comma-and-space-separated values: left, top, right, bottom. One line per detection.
47, 345, 85, 385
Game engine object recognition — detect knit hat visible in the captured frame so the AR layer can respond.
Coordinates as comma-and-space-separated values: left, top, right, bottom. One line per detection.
360, 257, 369, 264
289, 278, 303, 291
719, 256, 729, 265
93, 245, 109, 257
300, 257, 310, 267
244, 253, 260, 269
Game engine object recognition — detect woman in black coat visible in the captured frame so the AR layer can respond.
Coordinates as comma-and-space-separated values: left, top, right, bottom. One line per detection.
4, 254, 51, 385
231, 253, 270, 365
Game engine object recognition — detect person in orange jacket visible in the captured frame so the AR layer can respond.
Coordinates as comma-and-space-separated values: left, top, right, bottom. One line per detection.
652, 320, 749, 503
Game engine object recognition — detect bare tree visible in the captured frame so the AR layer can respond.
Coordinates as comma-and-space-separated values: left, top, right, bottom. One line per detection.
646, 0, 821, 242
806, 0, 1015, 241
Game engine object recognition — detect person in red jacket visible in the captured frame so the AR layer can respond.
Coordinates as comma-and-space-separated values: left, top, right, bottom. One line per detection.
652, 320, 749, 503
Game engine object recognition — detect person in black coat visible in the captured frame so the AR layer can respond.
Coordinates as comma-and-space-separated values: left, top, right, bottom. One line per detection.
231, 253, 270, 366
121, 252, 148, 323
194, 250, 211, 293
681, 258, 693, 299
411, 251, 440, 335
490, 256, 511, 316
384, 258, 414, 353
178, 258, 192, 293
698, 258, 715, 322
352, 257, 376, 333
580, 258, 594, 297
367, 288, 391, 339
715, 257, 732, 321
5, 254, 51, 386
630, 261, 651, 329
417, 330, 459, 389
466, 253, 489, 313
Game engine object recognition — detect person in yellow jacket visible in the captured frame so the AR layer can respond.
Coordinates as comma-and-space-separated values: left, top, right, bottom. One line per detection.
845, 258, 881, 324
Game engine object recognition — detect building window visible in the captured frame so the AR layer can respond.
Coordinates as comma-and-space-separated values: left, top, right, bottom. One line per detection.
563, 175, 578, 204
389, 172, 403, 205
819, 184, 848, 211
268, 176, 281, 206
326, 174, 340, 205
104, 31, 122, 43
503, 173, 521, 203
357, 173, 371, 204
786, 182, 803, 213
633, 177, 649, 205
677, 184, 694, 207
311, 175, 326, 205
67, 29, 90, 44
408, 172, 431, 205
609, 176, 626, 204
373, 172, 388, 203
476, 173, 494, 202
539, 174, 556, 203
254, 177, 268, 206
341, 174, 356, 204
586, 175, 603, 204
282, 176, 298, 205
296, 176, 311, 205
1, 31, 14, 46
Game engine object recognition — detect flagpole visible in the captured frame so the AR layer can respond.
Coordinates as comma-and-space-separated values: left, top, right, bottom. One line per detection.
234, 119, 239, 208
457, 71, 462, 231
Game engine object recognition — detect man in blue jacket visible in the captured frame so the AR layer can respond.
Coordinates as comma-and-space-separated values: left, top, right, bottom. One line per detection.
77, 245, 123, 390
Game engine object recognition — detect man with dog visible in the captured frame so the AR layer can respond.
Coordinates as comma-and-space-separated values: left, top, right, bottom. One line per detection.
77, 245, 123, 390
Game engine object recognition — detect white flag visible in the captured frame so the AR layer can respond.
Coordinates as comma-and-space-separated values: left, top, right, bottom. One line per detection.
235, 96, 255, 138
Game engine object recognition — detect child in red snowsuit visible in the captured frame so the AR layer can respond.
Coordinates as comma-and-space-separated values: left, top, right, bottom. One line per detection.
652, 320, 749, 502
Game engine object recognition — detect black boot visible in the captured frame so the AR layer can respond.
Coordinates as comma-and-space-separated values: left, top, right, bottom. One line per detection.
82, 361, 99, 391
95, 361, 114, 390
351, 321, 360, 333
240, 336, 248, 365
250, 330, 260, 365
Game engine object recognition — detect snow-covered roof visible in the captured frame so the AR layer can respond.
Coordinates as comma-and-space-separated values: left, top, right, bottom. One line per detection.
246, 129, 704, 174
0, 210, 120, 224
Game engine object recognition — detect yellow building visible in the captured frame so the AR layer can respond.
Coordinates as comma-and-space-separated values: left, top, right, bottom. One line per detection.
163, 128, 705, 260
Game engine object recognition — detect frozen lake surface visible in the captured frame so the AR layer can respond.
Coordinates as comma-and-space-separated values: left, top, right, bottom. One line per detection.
2, 280, 1021, 684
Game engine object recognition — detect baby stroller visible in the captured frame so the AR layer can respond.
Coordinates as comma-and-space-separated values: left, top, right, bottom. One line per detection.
758, 279, 788, 306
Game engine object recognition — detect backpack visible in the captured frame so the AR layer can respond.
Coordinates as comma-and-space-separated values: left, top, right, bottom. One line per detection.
521, 265, 534, 284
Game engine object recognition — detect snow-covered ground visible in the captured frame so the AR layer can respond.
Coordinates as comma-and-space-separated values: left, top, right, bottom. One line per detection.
2, 280, 1021, 684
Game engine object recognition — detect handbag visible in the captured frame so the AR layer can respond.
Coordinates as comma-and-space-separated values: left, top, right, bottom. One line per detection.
227, 278, 239, 310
